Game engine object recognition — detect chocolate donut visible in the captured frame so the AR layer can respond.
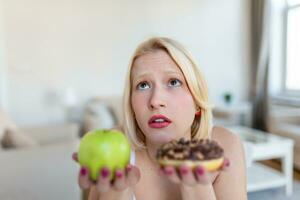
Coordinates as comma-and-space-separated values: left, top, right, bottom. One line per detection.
156, 138, 224, 171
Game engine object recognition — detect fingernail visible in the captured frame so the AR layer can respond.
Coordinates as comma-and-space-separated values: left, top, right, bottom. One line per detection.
72, 153, 77, 161
80, 167, 87, 176
116, 171, 123, 178
126, 165, 132, 172
196, 166, 204, 175
225, 159, 230, 167
101, 168, 110, 178
164, 168, 173, 175
180, 167, 189, 175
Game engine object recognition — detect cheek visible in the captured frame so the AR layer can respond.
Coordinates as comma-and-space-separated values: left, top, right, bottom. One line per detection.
131, 93, 147, 121
172, 91, 196, 122
173, 91, 196, 112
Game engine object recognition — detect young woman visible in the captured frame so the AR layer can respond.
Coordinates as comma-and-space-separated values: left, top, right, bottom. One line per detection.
73, 37, 247, 200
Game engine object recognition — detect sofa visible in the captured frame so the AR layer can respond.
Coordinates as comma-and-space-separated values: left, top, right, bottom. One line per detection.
81, 96, 122, 134
0, 115, 82, 200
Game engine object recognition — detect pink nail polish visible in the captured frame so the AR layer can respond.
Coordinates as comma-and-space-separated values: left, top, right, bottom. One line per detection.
101, 168, 109, 178
116, 171, 123, 178
164, 168, 173, 175
180, 167, 189, 175
196, 167, 204, 175
225, 159, 230, 167
126, 165, 132, 172
72, 153, 77, 161
80, 167, 87, 176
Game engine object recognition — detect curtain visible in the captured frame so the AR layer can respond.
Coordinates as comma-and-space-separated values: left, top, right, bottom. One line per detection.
251, 0, 271, 131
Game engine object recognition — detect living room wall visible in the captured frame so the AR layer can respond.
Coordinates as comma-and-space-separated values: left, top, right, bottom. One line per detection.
2, 0, 251, 125
0, 0, 8, 110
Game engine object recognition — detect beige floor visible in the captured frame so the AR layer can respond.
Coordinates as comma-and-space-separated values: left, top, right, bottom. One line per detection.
260, 159, 300, 181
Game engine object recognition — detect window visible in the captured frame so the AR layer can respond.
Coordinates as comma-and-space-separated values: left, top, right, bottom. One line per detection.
285, 0, 300, 93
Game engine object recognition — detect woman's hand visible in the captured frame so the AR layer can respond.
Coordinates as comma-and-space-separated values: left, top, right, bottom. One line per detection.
159, 158, 230, 186
72, 152, 140, 194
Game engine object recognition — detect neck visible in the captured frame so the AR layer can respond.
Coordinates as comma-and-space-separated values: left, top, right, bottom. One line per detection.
143, 133, 192, 166
135, 141, 163, 174
145, 140, 162, 166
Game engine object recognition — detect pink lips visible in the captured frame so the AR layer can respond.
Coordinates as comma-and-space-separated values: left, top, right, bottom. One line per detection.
148, 114, 172, 129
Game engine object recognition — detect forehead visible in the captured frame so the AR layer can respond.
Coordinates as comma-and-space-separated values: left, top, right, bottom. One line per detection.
131, 50, 183, 77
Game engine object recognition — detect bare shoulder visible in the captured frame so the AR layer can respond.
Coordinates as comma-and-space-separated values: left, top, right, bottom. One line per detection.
211, 126, 247, 199
211, 126, 244, 157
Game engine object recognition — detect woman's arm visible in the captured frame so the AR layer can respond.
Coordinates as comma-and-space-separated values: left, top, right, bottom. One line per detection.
180, 184, 217, 200
162, 127, 247, 200
88, 186, 132, 200
212, 127, 247, 200
81, 165, 140, 200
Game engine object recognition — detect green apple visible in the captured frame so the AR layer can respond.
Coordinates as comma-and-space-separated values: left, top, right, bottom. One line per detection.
78, 129, 131, 181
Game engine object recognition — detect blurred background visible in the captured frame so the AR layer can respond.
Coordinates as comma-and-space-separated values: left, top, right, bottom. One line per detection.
0, 0, 251, 125
0, 0, 299, 200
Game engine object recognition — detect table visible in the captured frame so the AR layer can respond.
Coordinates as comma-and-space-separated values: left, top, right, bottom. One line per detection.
227, 126, 294, 196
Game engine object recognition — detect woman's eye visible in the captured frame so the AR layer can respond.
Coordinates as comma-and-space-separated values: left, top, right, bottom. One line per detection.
168, 79, 182, 87
137, 82, 150, 90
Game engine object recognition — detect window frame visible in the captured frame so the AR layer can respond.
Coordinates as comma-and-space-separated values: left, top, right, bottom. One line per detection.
282, 1, 300, 96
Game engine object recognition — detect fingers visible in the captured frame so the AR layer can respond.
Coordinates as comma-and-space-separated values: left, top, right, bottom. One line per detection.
178, 165, 197, 186
161, 165, 198, 186
194, 166, 213, 184
160, 166, 181, 184
78, 166, 93, 189
112, 169, 127, 190
96, 167, 111, 193
221, 158, 230, 170
161, 161, 231, 186
94, 164, 140, 194
126, 164, 141, 186
194, 159, 230, 184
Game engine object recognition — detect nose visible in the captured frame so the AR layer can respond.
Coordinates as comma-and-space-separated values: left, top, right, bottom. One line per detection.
149, 86, 166, 110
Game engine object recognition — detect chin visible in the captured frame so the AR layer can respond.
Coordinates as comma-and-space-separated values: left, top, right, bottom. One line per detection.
144, 128, 183, 145
148, 134, 176, 145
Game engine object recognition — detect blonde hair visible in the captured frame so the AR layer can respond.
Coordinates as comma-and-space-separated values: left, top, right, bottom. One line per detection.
122, 37, 213, 150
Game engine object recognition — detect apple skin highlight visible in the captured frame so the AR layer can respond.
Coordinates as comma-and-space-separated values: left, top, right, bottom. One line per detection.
78, 129, 131, 181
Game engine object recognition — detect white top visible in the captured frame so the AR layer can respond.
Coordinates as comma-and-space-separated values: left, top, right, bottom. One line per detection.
130, 150, 136, 165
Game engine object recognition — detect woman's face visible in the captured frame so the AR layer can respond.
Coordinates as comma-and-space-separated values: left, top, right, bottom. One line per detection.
131, 50, 197, 145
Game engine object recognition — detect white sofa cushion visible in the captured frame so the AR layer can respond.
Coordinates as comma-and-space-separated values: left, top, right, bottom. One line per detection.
0, 139, 81, 200
20, 123, 79, 145
83, 102, 116, 131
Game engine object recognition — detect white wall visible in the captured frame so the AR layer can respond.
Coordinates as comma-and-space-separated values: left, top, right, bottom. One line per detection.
2, 0, 251, 125
0, 0, 8, 110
